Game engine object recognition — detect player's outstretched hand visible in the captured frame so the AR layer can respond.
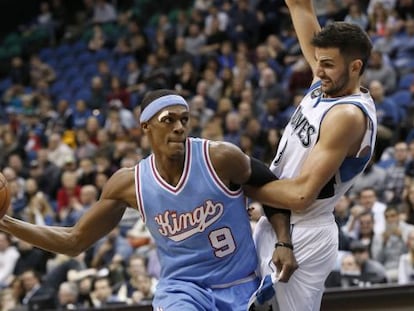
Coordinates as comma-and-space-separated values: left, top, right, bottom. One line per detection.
272, 247, 298, 282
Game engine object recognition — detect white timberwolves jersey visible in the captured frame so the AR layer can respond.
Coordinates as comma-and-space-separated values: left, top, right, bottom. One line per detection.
270, 81, 377, 224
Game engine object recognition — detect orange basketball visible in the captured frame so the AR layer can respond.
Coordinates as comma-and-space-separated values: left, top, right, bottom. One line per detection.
0, 173, 11, 219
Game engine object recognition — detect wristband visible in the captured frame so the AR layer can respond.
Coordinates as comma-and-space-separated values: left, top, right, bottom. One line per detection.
275, 242, 293, 250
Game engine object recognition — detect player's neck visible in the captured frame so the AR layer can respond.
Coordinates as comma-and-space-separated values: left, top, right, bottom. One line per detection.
154, 155, 185, 186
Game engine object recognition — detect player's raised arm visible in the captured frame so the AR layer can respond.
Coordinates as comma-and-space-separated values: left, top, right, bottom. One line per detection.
285, 0, 321, 77
0, 168, 134, 256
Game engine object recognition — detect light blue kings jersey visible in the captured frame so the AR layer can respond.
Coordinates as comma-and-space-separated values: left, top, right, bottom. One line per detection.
270, 81, 377, 224
134, 138, 257, 286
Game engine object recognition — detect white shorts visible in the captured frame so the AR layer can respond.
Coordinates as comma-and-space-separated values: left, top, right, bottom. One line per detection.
253, 216, 338, 311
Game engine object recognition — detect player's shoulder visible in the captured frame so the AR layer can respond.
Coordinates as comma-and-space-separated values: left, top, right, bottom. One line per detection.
103, 167, 135, 197
208, 140, 243, 159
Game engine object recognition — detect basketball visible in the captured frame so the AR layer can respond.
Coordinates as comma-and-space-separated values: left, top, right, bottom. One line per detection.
0, 173, 11, 219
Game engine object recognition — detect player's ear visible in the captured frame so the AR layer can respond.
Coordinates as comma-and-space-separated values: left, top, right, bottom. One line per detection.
351, 59, 363, 75
141, 122, 149, 133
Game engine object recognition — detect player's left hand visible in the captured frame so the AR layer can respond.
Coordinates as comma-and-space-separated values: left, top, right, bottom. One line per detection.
272, 247, 298, 282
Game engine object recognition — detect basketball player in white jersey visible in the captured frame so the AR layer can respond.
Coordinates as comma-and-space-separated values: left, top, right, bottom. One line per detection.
246, 0, 377, 310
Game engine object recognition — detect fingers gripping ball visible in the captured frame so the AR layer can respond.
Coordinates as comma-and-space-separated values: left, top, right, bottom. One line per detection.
0, 173, 11, 219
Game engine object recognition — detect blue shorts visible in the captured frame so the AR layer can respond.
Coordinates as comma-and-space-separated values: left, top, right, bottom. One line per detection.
153, 277, 260, 311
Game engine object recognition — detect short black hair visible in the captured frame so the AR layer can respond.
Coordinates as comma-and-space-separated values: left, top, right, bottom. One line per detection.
140, 89, 179, 113
311, 22, 373, 75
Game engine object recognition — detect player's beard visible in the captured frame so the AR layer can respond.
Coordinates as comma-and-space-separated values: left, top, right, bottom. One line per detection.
322, 70, 350, 98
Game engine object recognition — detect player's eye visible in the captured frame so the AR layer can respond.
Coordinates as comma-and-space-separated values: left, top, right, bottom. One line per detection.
181, 117, 189, 125
162, 117, 173, 124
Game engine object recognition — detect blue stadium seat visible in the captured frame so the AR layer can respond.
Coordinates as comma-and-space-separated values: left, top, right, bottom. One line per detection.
389, 90, 412, 109
77, 51, 94, 67
398, 73, 414, 90
50, 80, 67, 98
55, 43, 72, 58
68, 77, 85, 94
0, 78, 12, 95
39, 47, 55, 62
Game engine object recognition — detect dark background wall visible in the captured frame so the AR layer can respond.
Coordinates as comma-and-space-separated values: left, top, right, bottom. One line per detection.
0, 0, 84, 40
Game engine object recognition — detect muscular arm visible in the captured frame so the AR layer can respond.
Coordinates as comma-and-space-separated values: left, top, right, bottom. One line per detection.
247, 105, 367, 211
0, 168, 136, 256
210, 142, 297, 281
285, 0, 321, 81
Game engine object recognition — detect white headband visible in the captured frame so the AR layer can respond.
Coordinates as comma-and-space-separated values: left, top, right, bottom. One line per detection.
140, 95, 189, 123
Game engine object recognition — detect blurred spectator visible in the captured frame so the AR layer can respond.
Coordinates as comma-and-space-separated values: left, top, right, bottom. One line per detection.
9, 56, 30, 86
202, 67, 223, 102
222, 111, 242, 146
129, 273, 154, 304
107, 76, 131, 109
398, 229, 414, 284
51, 99, 74, 132
401, 182, 414, 225
383, 142, 409, 205
348, 158, 386, 200
350, 240, 388, 285
363, 51, 397, 95
334, 195, 354, 251
29, 54, 56, 87
344, 3, 369, 30
357, 187, 387, 235
29, 149, 62, 199
20, 269, 55, 308
262, 128, 281, 165
0, 287, 19, 311
56, 281, 80, 310
0, 232, 20, 288
325, 253, 362, 288
372, 205, 413, 282
228, 0, 259, 46
391, 18, 414, 75
23, 178, 55, 225
189, 94, 214, 128
77, 158, 97, 186
72, 99, 93, 130
56, 170, 81, 222
88, 76, 107, 111
61, 184, 98, 227
259, 97, 287, 131
75, 128, 97, 160
13, 238, 49, 276
92, 0, 117, 24
369, 80, 399, 159
172, 60, 198, 98
90, 226, 133, 270
91, 275, 125, 307
254, 67, 285, 112
287, 56, 313, 100
120, 255, 153, 300
395, 0, 414, 20
345, 209, 377, 257
372, 23, 400, 56
184, 23, 206, 56
47, 133, 75, 168
368, 2, 398, 37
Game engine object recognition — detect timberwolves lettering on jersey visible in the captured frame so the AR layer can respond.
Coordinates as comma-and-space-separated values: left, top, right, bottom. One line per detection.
290, 106, 316, 147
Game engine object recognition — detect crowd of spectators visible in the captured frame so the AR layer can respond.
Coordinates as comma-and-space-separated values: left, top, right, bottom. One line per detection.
0, 0, 414, 309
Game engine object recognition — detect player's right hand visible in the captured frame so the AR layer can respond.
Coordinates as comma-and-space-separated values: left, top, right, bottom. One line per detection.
272, 247, 298, 282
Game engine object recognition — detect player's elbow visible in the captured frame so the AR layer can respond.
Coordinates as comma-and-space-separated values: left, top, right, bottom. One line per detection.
65, 232, 90, 257
291, 195, 314, 211
289, 184, 317, 211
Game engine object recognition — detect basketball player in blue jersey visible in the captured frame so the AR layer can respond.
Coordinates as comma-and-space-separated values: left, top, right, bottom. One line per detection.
0, 89, 297, 310
246, 0, 377, 310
